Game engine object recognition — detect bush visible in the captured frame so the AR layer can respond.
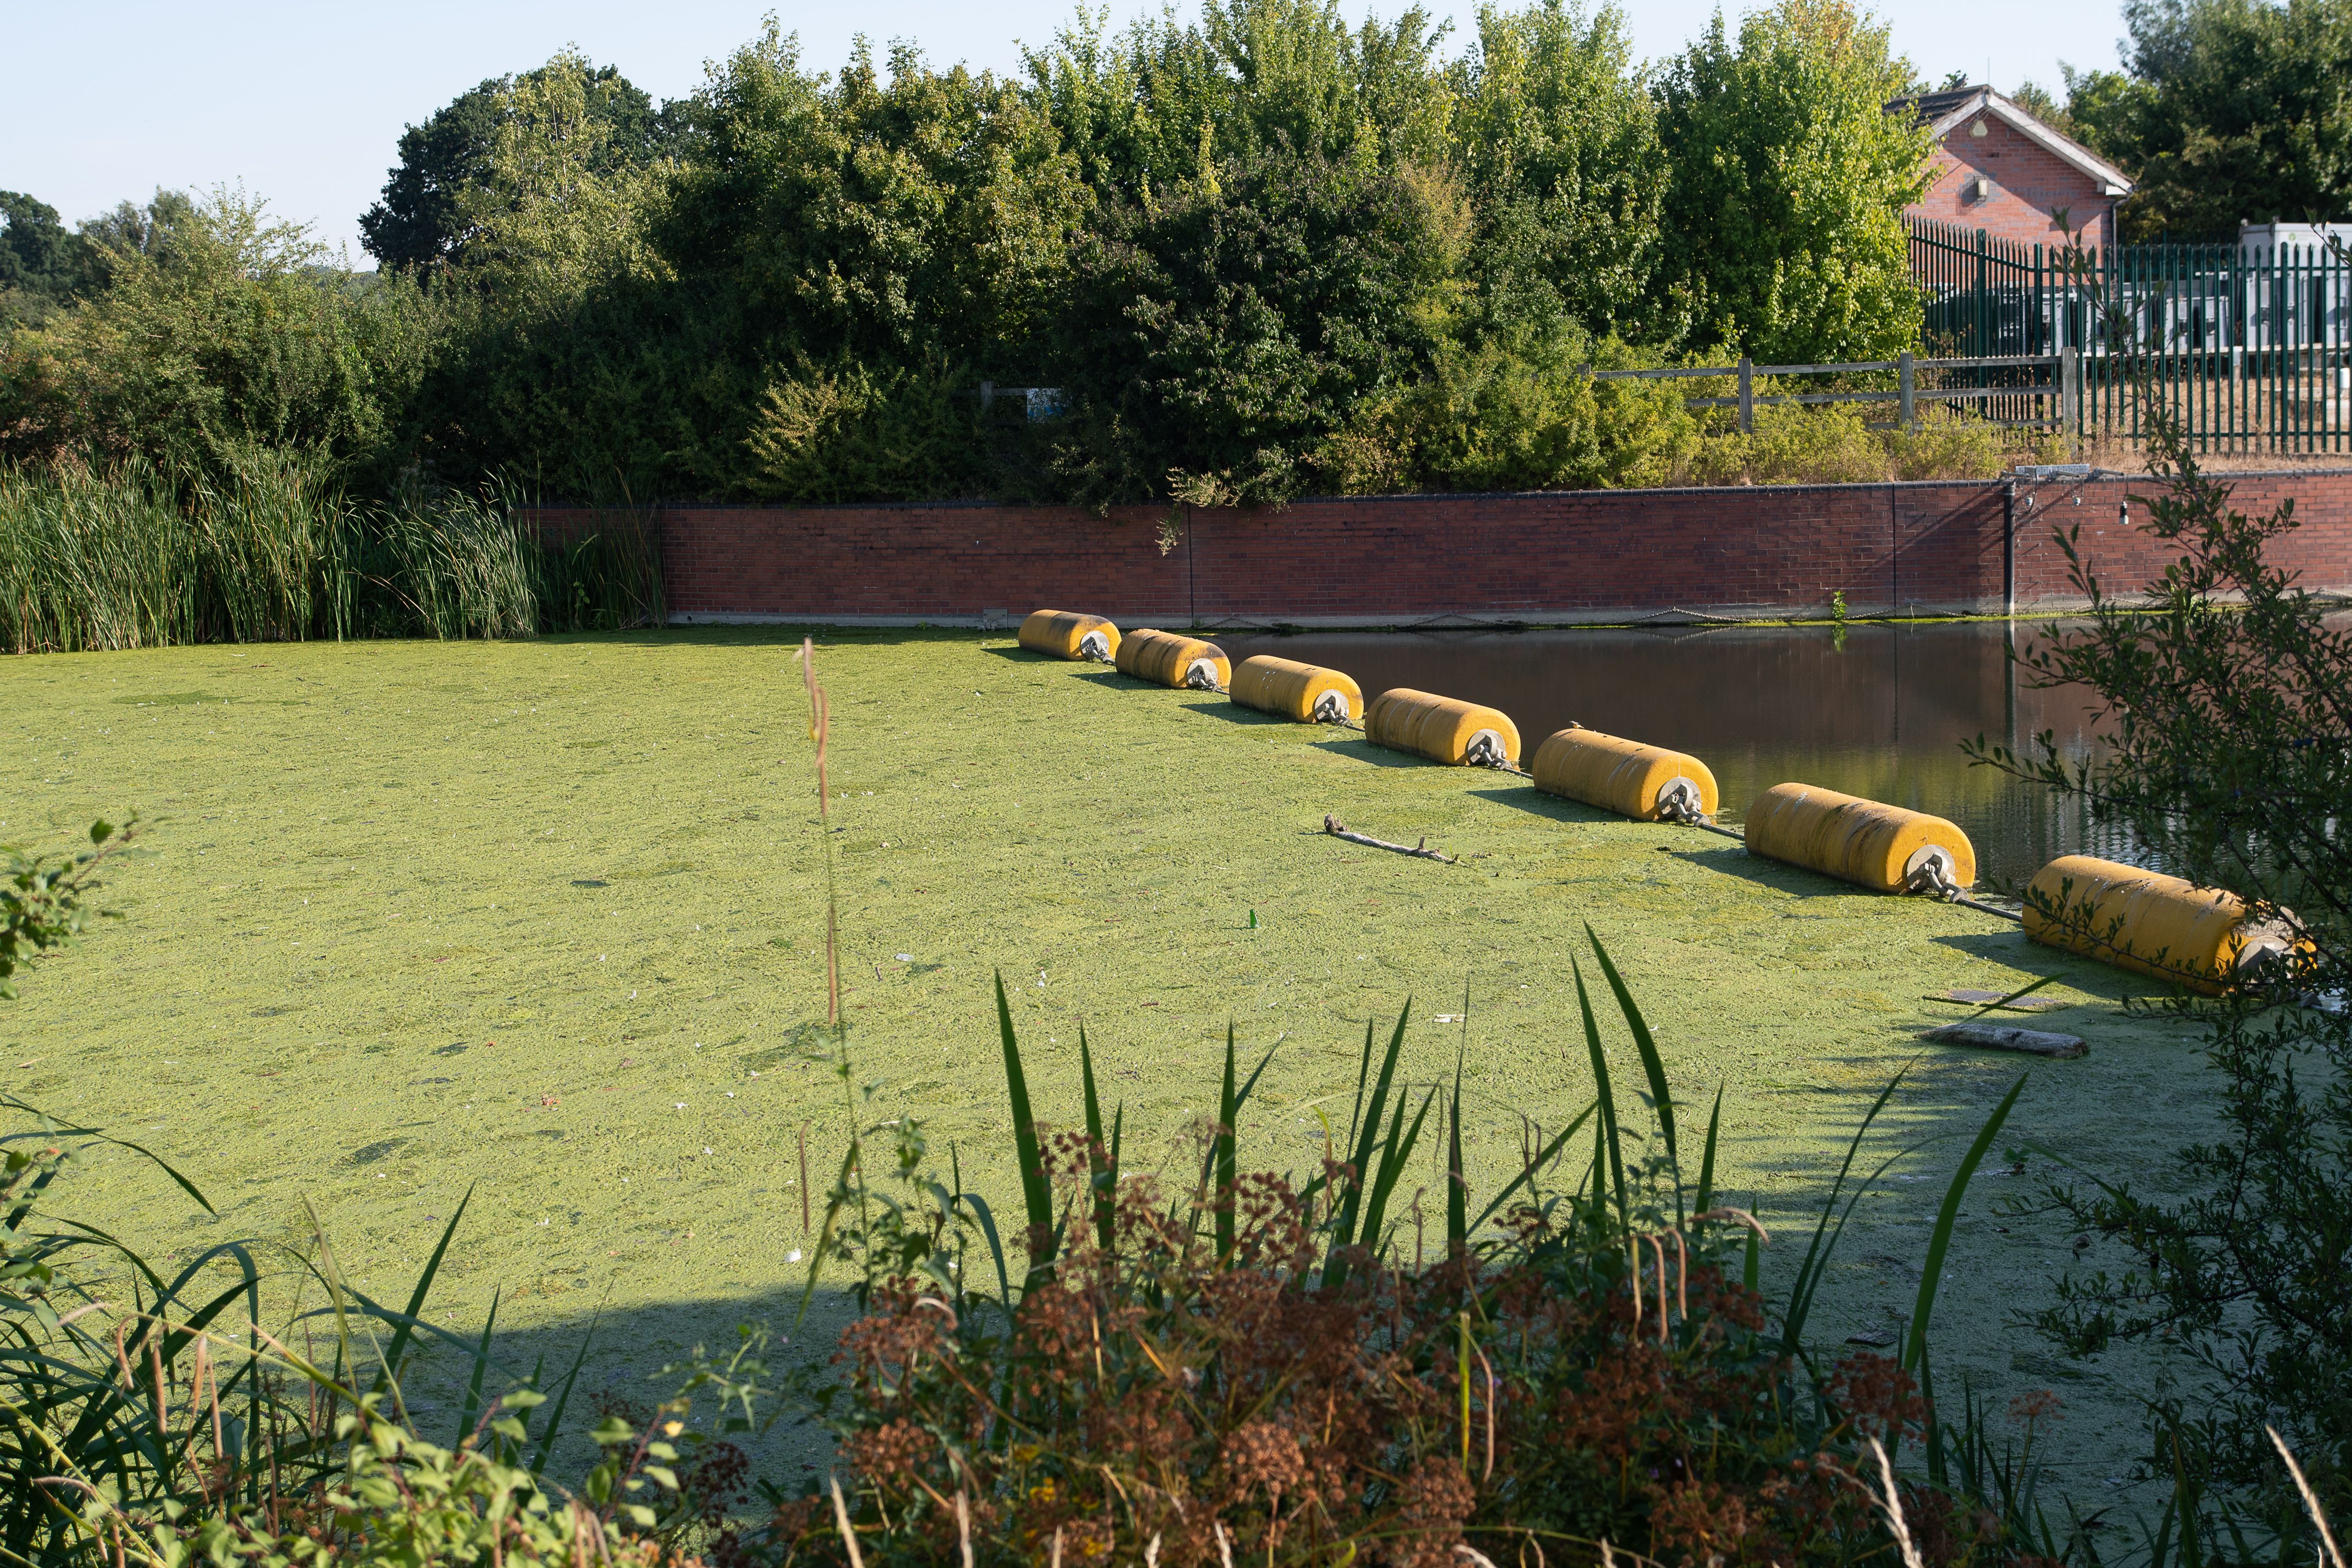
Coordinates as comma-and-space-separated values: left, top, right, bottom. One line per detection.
1975, 417, 2352, 1531
1678, 404, 2014, 487
721, 946, 2060, 1566
1048, 147, 1462, 510
0, 190, 443, 491
1319, 336, 1698, 494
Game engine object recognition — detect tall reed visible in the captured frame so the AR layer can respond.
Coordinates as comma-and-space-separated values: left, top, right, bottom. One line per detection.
0, 452, 665, 652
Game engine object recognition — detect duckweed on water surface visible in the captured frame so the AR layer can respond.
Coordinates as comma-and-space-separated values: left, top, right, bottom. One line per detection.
2, 627, 2212, 1490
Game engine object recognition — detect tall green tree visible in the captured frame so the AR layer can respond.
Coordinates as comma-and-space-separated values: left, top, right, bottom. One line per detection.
1653, 0, 1930, 362
0, 193, 100, 327
2058, 0, 2352, 240
1050, 145, 1461, 508
1023, 0, 1456, 209
360, 57, 667, 272
1449, 0, 1665, 340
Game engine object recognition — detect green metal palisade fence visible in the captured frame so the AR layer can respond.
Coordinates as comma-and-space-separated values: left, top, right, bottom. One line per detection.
1909, 218, 2351, 453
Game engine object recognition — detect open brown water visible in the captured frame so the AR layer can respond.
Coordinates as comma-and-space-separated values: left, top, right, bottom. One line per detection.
1219, 618, 2125, 889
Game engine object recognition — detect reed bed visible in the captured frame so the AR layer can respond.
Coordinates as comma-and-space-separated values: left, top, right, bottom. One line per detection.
0, 453, 663, 653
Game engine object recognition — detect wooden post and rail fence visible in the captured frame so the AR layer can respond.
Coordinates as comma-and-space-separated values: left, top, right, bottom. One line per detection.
1590, 350, 2082, 435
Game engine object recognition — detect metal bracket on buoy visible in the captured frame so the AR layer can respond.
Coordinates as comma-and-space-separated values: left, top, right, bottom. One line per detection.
1078, 629, 1113, 661
1907, 851, 2024, 923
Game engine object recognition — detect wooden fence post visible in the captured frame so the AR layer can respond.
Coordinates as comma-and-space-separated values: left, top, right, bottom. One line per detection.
1737, 358, 1754, 434
1898, 350, 1915, 430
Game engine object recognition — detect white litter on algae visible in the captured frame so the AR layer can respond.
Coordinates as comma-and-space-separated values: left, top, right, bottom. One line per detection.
1, 628, 2209, 1496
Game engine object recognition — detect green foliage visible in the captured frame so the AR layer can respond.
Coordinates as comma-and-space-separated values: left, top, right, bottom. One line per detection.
0, 820, 128, 1000
0, 193, 102, 330
361, 54, 668, 272
1322, 333, 1698, 493
0, 189, 444, 489
1680, 403, 2011, 486
1973, 417, 2352, 1523
1052, 146, 1460, 508
6, 3, 1956, 517
771, 937, 2057, 1566
1654, 0, 1931, 362
2060, 0, 2352, 241
0, 453, 660, 651
1450, 0, 1668, 340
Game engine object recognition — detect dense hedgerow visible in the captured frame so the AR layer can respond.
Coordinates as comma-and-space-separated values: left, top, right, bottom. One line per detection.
1, 0, 1963, 511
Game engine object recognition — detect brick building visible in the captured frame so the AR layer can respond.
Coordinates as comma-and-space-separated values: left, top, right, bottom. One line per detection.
1890, 85, 2132, 249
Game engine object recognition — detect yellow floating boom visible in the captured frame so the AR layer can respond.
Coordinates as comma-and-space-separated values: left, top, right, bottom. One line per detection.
1018, 610, 1120, 662
1529, 727, 1719, 821
1231, 655, 1364, 723
1744, 782, 1976, 894
1116, 629, 1231, 690
1364, 688, 1521, 767
2024, 855, 2303, 994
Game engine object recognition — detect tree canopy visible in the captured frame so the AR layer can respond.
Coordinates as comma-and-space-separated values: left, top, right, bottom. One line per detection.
5, 0, 1956, 505
2053, 0, 2352, 240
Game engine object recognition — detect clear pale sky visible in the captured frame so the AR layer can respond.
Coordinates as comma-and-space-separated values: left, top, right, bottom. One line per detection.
7, 1, 2130, 267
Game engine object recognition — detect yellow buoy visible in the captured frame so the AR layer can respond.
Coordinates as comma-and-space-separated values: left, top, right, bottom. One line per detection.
1364, 688, 1521, 767
1116, 628, 1231, 690
1529, 728, 1720, 821
1018, 610, 1120, 662
1743, 782, 1976, 894
1230, 655, 1364, 723
2024, 855, 2302, 994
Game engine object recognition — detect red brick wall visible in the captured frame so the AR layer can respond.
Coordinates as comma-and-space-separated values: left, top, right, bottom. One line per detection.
531, 470, 2352, 628
1911, 116, 2116, 249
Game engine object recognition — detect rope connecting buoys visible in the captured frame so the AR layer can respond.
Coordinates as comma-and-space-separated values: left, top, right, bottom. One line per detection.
1231, 655, 1364, 724
2024, 854, 2303, 994
1364, 689, 1521, 768
1530, 727, 1720, 822
1743, 782, 1977, 895
1116, 629, 1231, 691
1019, 610, 1120, 662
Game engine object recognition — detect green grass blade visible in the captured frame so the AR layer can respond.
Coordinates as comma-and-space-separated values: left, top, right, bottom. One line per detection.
1743, 1224, 1760, 1293
1904, 1074, 2027, 1373
1344, 1017, 1374, 1153
372, 1183, 473, 1402
1079, 1026, 1115, 1253
2, 1097, 216, 1216
1445, 1047, 1467, 1252
1358, 1088, 1435, 1268
453, 1286, 500, 1449
1215, 1024, 1238, 1259
1105, 1105, 1124, 1252
1325, 1003, 1409, 1288
956, 1192, 1014, 1315
528, 1310, 599, 1476
1778, 1068, 1908, 1356
1694, 1085, 1724, 1217
994, 971, 1054, 1268
1572, 960, 1629, 1239
794, 1142, 858, 1329
1585, 927, 1677, 1181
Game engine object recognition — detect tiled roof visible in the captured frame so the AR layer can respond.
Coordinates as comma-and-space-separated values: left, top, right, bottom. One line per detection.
1883, 85, 2134, 196
1892, 85, 1986, 124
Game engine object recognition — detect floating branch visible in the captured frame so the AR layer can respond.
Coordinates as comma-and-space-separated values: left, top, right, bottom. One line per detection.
1920, 1022, 2086, 1059
1322, 815, 1456, 863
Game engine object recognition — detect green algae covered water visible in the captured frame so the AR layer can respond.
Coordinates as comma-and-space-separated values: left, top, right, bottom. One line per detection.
0, 624, 2195, 1499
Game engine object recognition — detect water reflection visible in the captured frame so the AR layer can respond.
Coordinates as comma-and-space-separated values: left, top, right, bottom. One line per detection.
1217, 620, 2128, 889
